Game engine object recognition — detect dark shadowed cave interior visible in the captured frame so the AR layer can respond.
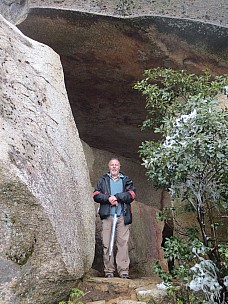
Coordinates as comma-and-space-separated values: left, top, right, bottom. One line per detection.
17, 8, 228, 161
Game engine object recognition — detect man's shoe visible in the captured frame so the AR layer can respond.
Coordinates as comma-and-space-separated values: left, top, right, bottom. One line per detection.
120, 274, 129, 279
105, 273, 114, 278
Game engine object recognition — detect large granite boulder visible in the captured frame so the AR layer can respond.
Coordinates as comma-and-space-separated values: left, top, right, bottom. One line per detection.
0, 15, 95, 304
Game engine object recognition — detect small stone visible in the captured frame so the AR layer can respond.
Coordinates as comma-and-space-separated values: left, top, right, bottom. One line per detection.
136, 286, 168, 304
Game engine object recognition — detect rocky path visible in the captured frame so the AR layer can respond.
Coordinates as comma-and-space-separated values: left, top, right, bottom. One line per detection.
73, 275, 171, 304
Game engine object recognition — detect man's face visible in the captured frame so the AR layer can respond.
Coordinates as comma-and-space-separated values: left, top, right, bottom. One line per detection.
109, 159, 120, 177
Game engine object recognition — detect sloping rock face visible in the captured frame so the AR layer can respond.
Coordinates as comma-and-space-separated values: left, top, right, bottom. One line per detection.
0, 15, 95, 304
18, 7, 228, 160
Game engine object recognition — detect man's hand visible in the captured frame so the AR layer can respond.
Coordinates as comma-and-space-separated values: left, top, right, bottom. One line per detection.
109, 195, 118, 206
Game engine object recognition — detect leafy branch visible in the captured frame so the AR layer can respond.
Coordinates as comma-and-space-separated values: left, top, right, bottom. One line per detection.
134, 68, 228, 303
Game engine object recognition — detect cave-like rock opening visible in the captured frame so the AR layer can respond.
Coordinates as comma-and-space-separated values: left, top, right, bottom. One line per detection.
18, 8, 228, 160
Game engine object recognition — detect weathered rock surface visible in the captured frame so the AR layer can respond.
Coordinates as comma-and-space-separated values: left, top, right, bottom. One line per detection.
136, 285, 169, 304
129, 202, 167, 276
18, 7, 228, 160
0, 0, 28, 24
0, 15, 95, 304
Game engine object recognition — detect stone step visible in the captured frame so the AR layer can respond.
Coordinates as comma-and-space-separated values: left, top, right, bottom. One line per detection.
74, 276, 171, 304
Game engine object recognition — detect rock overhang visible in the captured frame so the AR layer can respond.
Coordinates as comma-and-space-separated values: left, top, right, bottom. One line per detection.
17, 8, 228, 160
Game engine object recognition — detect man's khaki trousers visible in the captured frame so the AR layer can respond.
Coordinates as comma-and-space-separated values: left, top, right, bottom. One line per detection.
102, 215, 130, 276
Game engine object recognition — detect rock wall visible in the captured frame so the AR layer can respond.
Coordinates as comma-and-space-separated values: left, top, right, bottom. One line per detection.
0, 15, 95, 304
28, 0, 228, 27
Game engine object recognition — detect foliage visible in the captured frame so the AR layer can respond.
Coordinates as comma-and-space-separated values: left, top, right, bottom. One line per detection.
134, 68, 228, 129
58, 288, 84, 304
70, 288, 84, 299
154, 223, 228, 303
134, 68, 228, 303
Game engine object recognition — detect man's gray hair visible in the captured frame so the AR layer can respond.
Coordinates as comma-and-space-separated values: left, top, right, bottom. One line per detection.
108, 158, 120, 167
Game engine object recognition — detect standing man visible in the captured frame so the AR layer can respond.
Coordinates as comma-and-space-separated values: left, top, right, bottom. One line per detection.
93, 158, 136, 279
